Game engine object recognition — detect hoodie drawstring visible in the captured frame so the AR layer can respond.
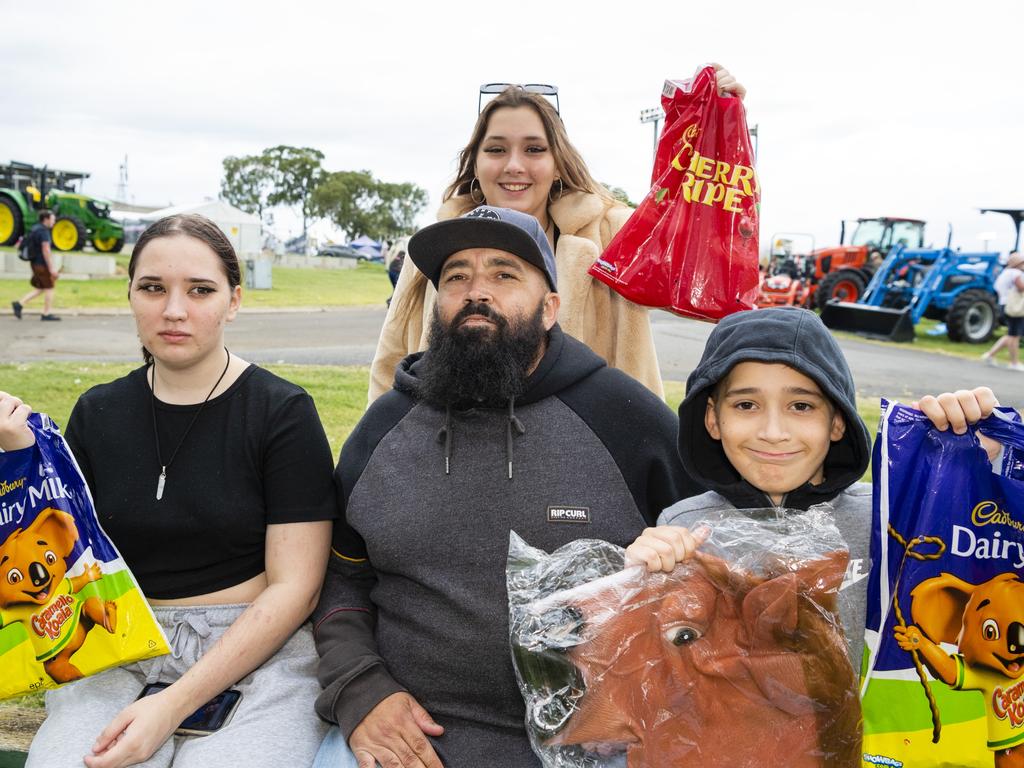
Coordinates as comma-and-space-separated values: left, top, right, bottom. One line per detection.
437, 402, 526, 480
506, 399, 526, 480
437, 405, 453, 475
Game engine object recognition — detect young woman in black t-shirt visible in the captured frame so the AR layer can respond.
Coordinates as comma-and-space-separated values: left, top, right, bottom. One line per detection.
0, 214, 336, 768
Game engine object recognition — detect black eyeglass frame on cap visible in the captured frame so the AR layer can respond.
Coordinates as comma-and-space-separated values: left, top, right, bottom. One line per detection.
478, 83, 560, 115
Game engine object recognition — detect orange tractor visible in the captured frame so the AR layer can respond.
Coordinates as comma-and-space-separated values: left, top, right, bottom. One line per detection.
757, 217, 926, 309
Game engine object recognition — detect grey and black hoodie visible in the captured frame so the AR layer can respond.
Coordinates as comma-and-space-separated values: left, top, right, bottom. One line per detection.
660, 306, 873, 668
314, 325, 699, 766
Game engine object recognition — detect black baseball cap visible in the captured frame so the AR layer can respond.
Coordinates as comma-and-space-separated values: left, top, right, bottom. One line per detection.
408, 206, 558, 291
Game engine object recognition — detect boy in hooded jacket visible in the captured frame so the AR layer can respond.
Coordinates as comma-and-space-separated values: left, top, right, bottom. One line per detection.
626, 306, 999, 671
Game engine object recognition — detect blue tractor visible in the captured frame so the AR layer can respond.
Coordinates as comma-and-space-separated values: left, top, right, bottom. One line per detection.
821, 246, 1001, 343
822, 208, 1024, 343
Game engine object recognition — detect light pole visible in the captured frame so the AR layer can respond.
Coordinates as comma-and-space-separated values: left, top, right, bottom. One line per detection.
639, 107, 664, 160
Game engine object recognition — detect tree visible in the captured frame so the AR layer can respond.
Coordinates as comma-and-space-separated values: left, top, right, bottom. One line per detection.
220, 155, 273, 222
312, 171, 428, 241
604, 183, 638, 208
373, 181, 429, 239
262, 145, 325, 238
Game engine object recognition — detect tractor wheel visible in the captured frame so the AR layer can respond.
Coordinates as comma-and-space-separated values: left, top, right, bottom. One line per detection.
52, 216, 87, 251
815, 270, 867, 309
946, 289, 998, 344
92, 236, 124, 253
0, 196, 23, 246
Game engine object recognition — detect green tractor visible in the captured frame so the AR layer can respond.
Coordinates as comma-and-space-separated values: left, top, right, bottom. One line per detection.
0, 161, 124, 253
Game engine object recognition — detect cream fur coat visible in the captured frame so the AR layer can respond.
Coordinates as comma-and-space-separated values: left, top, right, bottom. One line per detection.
368, 191, 664, 401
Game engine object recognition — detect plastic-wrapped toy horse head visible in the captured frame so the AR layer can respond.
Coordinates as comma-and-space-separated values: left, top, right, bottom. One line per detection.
526, 549, 862, 768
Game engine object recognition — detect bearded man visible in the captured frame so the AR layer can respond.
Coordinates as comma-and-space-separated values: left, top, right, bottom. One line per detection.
313, 206, 699, 768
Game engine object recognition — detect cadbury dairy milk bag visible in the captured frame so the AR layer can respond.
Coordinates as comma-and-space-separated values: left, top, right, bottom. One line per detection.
861, 401, 1024, 767
0, 413, 169, 699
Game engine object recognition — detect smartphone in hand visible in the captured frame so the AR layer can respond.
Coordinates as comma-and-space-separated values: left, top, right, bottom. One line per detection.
138, 682, 242, 736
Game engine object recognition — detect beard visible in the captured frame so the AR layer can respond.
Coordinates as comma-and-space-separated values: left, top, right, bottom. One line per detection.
416, 299, 548, 409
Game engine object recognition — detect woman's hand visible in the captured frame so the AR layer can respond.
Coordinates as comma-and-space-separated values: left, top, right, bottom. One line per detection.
84, 688, 186, 768
712, 63, 746, 101
625, 526, 709, 572
913, 387, 1001, 460
0, 392, 35, 451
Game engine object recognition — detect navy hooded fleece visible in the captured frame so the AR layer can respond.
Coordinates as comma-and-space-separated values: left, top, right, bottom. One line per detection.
661, 306, 873, 668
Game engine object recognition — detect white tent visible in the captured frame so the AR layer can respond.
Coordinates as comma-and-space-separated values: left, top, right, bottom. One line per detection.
139, 200, 263, 257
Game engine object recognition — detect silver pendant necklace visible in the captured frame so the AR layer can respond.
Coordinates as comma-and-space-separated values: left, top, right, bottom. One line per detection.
150, 347, 231, 500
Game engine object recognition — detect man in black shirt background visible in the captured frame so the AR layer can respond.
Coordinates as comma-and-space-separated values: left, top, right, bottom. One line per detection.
11, 209, 60, 321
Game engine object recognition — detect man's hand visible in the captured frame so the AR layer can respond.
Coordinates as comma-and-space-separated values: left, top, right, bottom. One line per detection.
83, 689, 181, 768
625, 526, 709, 573
349, 692, 445, 768
913, 387, 1001, 459
0, 392, 35, 451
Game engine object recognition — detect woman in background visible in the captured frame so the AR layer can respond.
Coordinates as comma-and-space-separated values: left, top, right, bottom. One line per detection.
368, 66, 746, 402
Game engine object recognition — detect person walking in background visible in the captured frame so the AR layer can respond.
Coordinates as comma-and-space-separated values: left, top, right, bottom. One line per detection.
11, 209, 60, 321
981, 251, 1024, 371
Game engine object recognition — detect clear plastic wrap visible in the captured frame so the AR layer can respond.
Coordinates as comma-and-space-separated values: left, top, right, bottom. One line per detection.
507, 506, 862, 768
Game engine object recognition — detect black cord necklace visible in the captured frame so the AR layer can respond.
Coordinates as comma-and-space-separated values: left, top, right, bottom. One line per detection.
150, 347, 231, 501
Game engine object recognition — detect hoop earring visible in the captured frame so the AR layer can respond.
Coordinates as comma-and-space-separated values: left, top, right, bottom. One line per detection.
548, 178, 564, 203
469, 178, 485, 205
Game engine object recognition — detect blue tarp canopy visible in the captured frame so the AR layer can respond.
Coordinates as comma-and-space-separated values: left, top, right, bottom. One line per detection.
348, 235, 383, 258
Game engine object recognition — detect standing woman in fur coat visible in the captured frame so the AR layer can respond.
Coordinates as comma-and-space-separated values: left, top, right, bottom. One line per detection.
368, 66, 746, 402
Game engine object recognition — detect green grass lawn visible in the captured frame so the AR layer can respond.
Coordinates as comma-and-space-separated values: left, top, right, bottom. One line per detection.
831, 316, 1002, 361
0, 362, 370, 457
0, 263, 391, 311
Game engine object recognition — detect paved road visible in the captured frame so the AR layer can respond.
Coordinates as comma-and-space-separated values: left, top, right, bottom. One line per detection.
2, 308, 1020, 407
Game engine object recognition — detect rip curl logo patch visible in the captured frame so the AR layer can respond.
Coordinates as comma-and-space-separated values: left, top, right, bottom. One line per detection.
466, 207, 500, 220
547, 505, 590, 524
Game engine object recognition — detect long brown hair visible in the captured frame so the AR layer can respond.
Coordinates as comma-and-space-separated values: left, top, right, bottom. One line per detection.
444, 87, 612, 205
128, 214, 241, 364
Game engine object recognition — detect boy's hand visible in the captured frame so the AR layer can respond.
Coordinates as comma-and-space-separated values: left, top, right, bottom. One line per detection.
914, 387, 997, 434
625, 526, 709, 573
913, 387, 1001, 459
0, 392, 35, 451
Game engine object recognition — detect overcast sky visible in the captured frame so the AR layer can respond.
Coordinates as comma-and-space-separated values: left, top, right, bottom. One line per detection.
4, 0, 1022, 253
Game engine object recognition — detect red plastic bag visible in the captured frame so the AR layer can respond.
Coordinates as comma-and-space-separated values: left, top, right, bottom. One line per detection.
589, 66, 761, 320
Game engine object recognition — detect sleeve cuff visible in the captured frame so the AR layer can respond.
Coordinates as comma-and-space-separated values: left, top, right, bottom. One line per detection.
318, 664, 406, 740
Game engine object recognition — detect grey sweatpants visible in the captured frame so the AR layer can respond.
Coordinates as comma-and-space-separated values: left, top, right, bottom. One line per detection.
28, 603, 328, 767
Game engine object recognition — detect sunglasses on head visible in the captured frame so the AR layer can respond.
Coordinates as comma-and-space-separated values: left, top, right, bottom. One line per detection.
478, 83, 560, 115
